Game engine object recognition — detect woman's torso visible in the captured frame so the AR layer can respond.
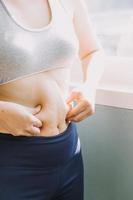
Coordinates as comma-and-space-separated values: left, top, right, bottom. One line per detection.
0, 0, 79, 136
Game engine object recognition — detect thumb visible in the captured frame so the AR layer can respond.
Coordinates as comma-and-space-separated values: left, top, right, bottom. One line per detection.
66, 102, 73, 112
27, 104, 42, 115
66, 91, 76, 104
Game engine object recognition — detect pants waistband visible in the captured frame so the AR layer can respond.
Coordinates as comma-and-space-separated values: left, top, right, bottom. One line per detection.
0, 122, 79, 169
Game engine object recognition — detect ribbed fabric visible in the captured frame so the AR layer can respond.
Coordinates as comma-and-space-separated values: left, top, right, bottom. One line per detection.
0, 0, 79, 85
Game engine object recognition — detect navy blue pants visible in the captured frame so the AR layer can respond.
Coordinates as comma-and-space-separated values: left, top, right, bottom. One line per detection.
0, 122, 84, 200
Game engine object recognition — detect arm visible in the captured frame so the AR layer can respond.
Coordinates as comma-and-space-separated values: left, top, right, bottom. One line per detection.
66, 0, 106, 122
72, 0, 105, 95
0, 100, 42, 136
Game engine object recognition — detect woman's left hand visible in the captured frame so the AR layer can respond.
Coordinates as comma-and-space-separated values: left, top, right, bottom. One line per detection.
65, 87, 96, 123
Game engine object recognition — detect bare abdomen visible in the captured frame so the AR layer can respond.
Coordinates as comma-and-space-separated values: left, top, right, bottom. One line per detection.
0, 68, 71, 136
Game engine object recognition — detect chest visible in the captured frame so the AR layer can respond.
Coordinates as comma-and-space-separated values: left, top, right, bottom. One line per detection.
0, 0, 79, 84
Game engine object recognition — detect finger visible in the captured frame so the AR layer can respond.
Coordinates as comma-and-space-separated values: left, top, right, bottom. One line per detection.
66, 91, 84, 103
66, 103, 73, 115
67, 102, 73, 112
32, 116, 43, 128
27, 105, 42, 115
66, 94, 75, 104
32, 105, 42, 115
68, 109, 92, 122
29, 126, 41, 136
10, 131, 32, 137
66, 101, 86, 118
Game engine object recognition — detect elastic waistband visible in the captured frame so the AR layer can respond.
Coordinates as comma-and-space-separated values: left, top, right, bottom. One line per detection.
0, 122, 79, 169
0, 121, 74, 144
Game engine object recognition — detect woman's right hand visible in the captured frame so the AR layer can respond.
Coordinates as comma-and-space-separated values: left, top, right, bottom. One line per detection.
0, 101, 43, 136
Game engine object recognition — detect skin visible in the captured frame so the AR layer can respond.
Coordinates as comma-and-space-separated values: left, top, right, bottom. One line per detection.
0, 0, 101, 137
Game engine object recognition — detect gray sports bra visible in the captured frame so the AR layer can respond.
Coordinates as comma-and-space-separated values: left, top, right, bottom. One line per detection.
0, 0, 79, 85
